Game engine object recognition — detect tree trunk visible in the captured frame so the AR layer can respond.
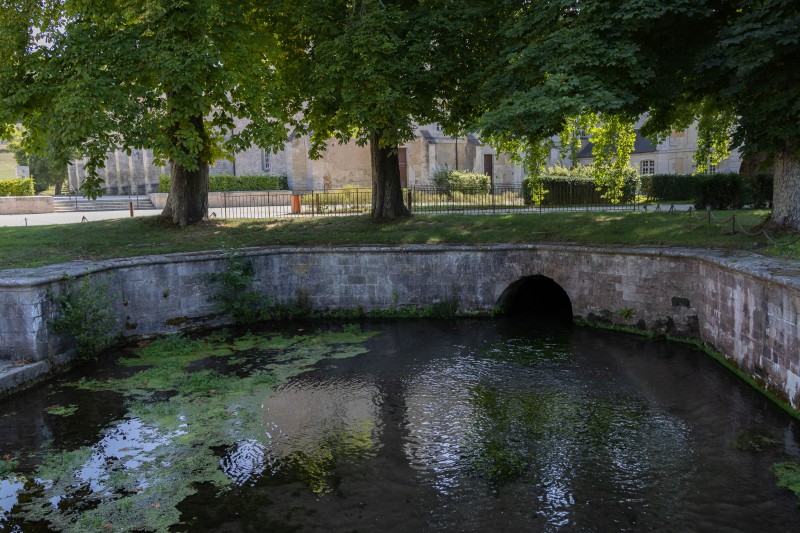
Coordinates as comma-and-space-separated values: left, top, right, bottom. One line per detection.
160, 112, 210, 227
161, 160, 209, 226
739, 151, 773, 175
772, 148, 800, 231
54, 180, 62, 196
370, 132, 410, 221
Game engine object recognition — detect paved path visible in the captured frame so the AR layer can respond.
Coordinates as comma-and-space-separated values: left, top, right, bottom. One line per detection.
0, 203, 694, 227
0, 209, 163, 227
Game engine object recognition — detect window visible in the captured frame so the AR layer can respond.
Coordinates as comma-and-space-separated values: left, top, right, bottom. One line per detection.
708, 162, 717, 174
639, 160, 655, 175
261, 150, 271, 173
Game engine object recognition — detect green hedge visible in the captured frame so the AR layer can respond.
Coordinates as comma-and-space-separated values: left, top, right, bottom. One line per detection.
430, 167, 491, 193
0, 178, 35, 196
159, 173, 288, 193
640, 174, 696, 201
641, 172, 773, 208
522, 168, 639, 206
693, 172, 773, 210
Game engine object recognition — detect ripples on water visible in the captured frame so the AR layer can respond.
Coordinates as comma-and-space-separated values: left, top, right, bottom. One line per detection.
1, 319, 799, 532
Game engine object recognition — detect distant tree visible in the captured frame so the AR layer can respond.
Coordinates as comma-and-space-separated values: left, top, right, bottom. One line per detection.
0, 0, 289, 226
262, 0, 499, 220
7, 127, 65, 194
477, 0, 800, 229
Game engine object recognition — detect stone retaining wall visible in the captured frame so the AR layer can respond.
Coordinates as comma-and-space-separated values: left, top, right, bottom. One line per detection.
1, 245, 799, 406
0, 196, 53, 215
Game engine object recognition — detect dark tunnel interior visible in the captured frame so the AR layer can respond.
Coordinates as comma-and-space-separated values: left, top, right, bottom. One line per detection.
498, 275, 573, 323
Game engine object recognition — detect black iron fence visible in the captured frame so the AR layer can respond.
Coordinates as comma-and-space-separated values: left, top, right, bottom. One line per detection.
209, 183, 637, 219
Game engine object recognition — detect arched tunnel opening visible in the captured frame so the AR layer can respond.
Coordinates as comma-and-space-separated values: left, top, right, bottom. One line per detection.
497, 275, 573, 324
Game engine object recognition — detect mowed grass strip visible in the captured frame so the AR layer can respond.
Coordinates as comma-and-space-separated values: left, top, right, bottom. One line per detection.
0, 144, 18, 180
0, 210, 795, 270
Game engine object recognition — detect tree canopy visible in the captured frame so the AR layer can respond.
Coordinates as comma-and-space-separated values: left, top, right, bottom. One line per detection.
476, 0, 800, 228
0, 0, 289, 225
262, 0, 499, 219
3, 1, 799, 227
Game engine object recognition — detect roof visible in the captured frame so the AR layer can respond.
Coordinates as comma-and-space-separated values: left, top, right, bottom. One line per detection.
577, 130, 657, 159
418, 129, 437, 144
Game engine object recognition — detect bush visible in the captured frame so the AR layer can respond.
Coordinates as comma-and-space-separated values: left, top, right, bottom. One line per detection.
640, 174, 697, 202
0, 178, 35, 196
749, 173, 773, 209
522, 165, 638, 206
692, 172, 773, 210
430, 166, 490, 194
300, 184, 371, 207
159, 173, 288, 193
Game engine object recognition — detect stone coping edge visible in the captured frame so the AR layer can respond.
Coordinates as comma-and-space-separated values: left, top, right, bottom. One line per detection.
1, 243, 799, 290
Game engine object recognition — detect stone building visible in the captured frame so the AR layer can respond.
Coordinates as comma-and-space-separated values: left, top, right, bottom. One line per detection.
571, 119, 743, 175
67, 121, 521, 194
67, 115, 741, 195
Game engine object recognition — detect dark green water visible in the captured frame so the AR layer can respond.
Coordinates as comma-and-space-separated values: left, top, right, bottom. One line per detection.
1, 319, 799, 532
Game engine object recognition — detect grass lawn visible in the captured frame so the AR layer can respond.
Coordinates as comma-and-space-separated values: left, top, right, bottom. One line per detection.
2, 209, 798, 270
0, 144, 18, 180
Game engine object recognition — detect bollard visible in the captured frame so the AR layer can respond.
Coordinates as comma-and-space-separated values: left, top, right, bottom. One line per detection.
129, 201, 134, 217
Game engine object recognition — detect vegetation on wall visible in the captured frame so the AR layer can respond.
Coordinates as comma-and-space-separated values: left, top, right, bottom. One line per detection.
207, 254, 272, 325
49, 279, 118, 361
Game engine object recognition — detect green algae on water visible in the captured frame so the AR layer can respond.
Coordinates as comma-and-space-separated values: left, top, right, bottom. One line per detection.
733, 428, 781, 452
16, 328, 379, 532
44, 404, 79, 417
774, 460, 800, 487
772, 461, 800, 503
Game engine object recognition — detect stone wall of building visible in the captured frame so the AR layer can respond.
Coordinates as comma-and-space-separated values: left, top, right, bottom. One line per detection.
2, 245, 799, 405
0, 196, 53, 215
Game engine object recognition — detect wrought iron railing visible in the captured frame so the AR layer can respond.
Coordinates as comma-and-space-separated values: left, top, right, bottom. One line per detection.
209, 184, 637, 219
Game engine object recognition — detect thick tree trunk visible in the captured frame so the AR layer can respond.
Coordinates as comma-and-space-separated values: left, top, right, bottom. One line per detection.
160, 111, 210, 227
370, 132, 410, 221
739, 151, 773, 175
161, 160, 209, 226
772, 148, 800, 231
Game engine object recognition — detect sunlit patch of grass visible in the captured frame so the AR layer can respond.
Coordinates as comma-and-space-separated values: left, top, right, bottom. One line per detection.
0, 210, 791, 270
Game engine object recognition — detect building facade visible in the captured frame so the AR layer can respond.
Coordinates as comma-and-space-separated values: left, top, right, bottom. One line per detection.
67, 122, 521, 194
67, 116, 742, 195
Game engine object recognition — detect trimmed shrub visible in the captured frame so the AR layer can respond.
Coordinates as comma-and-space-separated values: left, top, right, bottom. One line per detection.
640, 174, 697, 202
159, 173, 288, 193
522, 165, 638, 206
693, 172, 773, 210
430, 166, 490, 194
749, 173, 773, 209
0, 178, 35, 196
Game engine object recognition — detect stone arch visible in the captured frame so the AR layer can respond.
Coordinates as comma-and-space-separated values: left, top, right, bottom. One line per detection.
497, 275, 573, 323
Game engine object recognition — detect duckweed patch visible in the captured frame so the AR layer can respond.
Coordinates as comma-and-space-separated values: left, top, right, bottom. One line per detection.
43, 404, 78, 417
772, 462, 800, 503
2, 328, 378, 532
0, 458, 18, 477
733, 428, 781, 452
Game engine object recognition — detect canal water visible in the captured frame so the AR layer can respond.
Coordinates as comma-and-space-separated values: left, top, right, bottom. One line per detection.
1, 319, 799, 531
